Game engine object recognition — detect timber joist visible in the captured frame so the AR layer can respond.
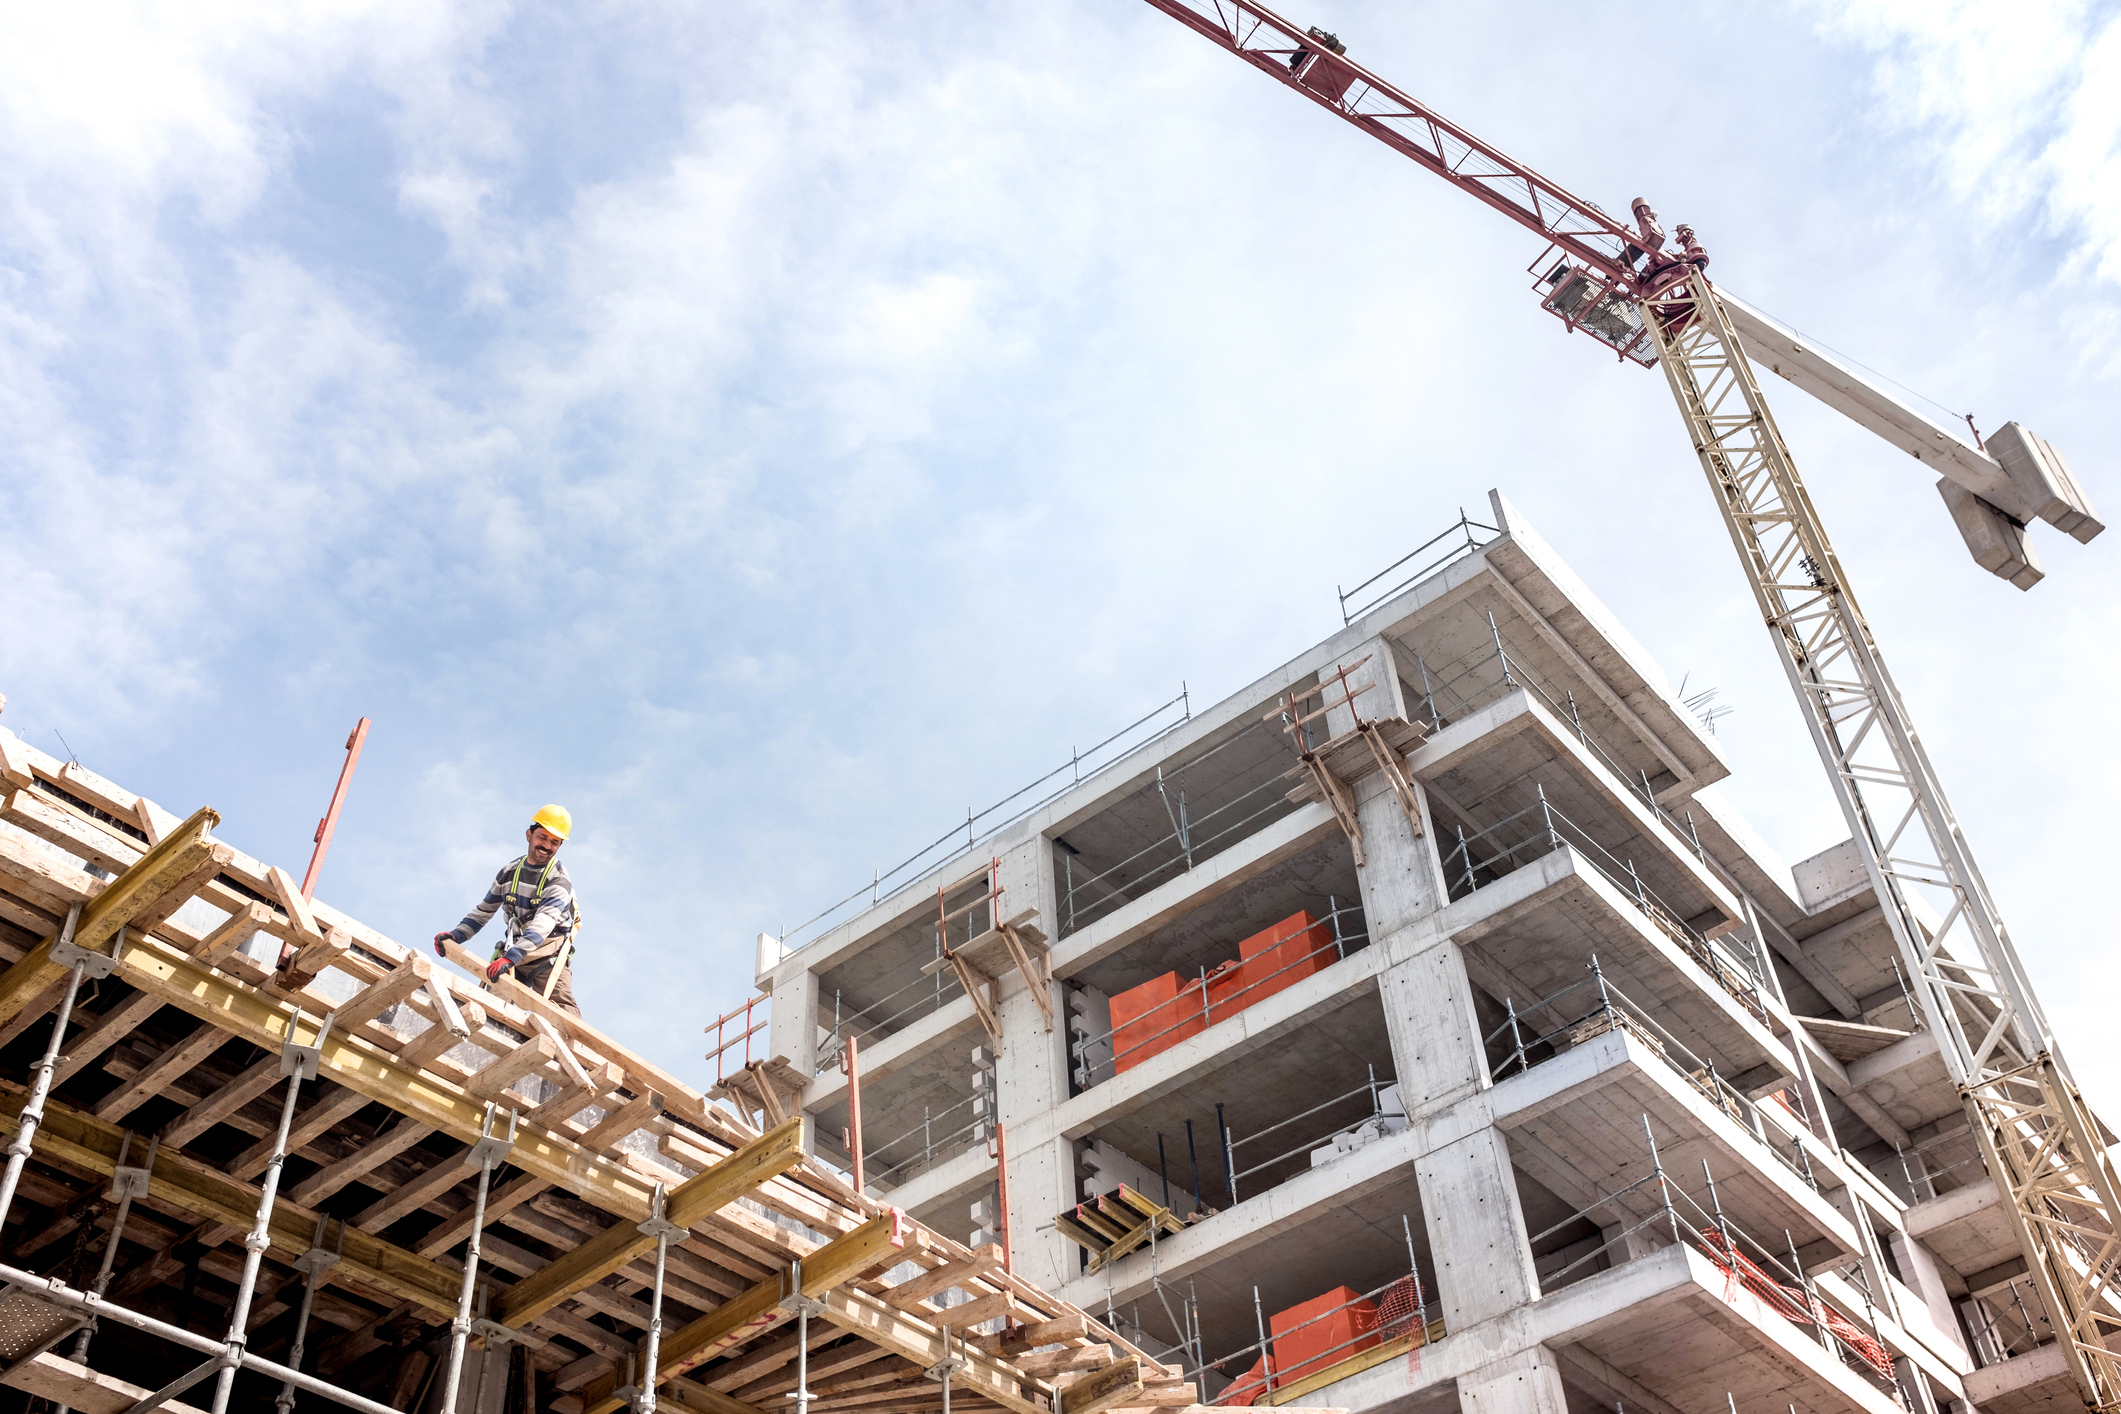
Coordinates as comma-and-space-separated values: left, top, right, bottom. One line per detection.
0, 717, 1172, 1412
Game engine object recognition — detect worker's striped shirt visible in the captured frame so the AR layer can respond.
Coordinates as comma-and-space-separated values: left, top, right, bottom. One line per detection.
448, 855, 576, 965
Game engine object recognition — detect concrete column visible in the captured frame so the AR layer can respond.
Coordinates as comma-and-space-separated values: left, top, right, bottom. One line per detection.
1379, 936, 1488, 1118
1456, 1345, 1572, 1414
991, 830, 1076, 1290
1417, 1127, 1542, 1330
767, 966, 820, 1078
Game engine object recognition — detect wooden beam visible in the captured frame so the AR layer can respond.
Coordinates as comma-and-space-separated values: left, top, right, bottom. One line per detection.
416, 1172, 546, 1258
352, 1144, 475, 1232
335, 953, 433, 1033
96, 931, 682, 1218
158, 1052, 284, 1147
576, 1090, 663, 1151
884, 1248, 1004, 1309
499, 1114, 807, 1327
234, 1085, 375, 1179
0, 1353, 212, 1414
468, 1031, 558, 1102
817, 1286, 1046, 1414
0, 806, 221, 1027
0, 1090, 460, 1316
127, 852, 231, 938
932, 1289, 1018, 1330
288, 1115, 434, 1204
95, 1022, 232, 1121
1056, 1358, 1144, 1414
267, 864, 323, 942
584, 1214, 914, 1414
662, 1377, 770, 1414
53, 987, 166, 1081
195, 902, 274, 964
0, 727, 35, 788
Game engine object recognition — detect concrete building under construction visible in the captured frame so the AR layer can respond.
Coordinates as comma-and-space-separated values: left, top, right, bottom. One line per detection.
746, 491, 2086, 1414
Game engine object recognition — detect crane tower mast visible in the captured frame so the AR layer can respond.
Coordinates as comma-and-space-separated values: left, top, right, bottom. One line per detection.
1139, 2, 2121, 1408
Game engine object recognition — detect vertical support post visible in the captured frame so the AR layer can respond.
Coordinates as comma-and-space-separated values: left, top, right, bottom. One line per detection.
1185, 1119, 1202, 1217
992, 1122, 1012, 1276
1220, 1115, 1238, 1206
0, 905, 90, 1230
275, 1215, 344, 1414
63, 1131, 157, 1388
1254, 1285, 1273, 1397
440, 1103, 515, 1414
211, 1007, 334, 1414
1488, 613, 1515, 688
841, 1034, 865, 1194
637, 1183, 682, 1414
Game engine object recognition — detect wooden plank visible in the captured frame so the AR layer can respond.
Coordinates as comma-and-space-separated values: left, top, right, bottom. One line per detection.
0, 727, 35, 788
416, 1170, 547, 1258
817, 1287, 1044, 1414
196, 902, 274, 964
335, 953, 433, 1033
663, 1377, 770, 1414
234, 1085, 374, 1178
352, 1145, 474, 1232
1057, 1358, 1143, 1414
577, 1090, 663, 1151
884, 1248, 1005, 1308
52, 987, 165, 1081
0, 1353, 211, 1414
499, 1114, 807, 1327
932, 1289, 1018, 1329
104, 932, 673, 1222
0, 1090, 460, 1316
268, 864, 323, 942
468, 1031, 558, 1101
1016, 1347, 1114, 1378
584, 1215, 916, 1414
288, 1115, 434, 1204
95, 1022, 231, 1121
0, 807, 221, 1027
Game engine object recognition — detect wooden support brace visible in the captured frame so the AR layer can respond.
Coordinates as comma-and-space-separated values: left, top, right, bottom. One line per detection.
1302, 757, 1365, 867
267, 864, 324, 942
818, 1286, 1046, 1414
882, 1247, 1004, 1309
95, 1022, 231, 1121
582, 1214, 915, 1414
288, 1114, 435, 1205
1358, 724, 1425, 839
469, 1031, 558, 1102
158, 1051, 284, 1147
1054, 1358, 1144, 1414
576, 1090, 663, 1151
53, 987, 166, 1082
0, 806, 221, 1027
499, 1114, 807, 1327
0, 728, 34, 788
996, 919, 1054, 1033
195, 901, 275, 965
0, 1091, 461, 1315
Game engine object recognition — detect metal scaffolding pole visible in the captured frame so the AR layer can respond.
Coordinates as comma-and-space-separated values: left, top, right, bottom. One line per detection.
53, 1132, 158, 1414
275, 1214, 346, 1414
440, 1103, 517, 1414
634, 1183, 682, 1414
0, 906, 98, 1228
778, 1259, 828, 1414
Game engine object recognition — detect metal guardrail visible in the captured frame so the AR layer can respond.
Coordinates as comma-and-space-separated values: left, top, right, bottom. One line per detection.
1338, 511, 1501, 625
1446, 782, 1766, 1020
1486, 960, 1815, 1190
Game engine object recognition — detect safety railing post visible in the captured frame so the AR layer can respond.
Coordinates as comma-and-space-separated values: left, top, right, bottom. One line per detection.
1642, 1114, 1680, 1246
1415, 652, 1439, 728
1488, 613, 1516, 688
0, 905, 94, 1230
1786, 1229, 1834, 1353
440, 1102, 516, 1414
1505, 997, 1525, 1076
1254, 1286, 1273, 1397
1454, 826, 1473, 895
1536, 783, 1558, 849
1222, 1112, 1239, 1206
1701, 1161, 1737, 1268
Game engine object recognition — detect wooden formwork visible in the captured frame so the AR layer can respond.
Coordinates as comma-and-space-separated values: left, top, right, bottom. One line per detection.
0, 720, 1257, 1414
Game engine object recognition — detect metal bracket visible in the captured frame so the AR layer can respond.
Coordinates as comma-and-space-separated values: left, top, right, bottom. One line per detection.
776, 1260, 827, 1318
637, 1183, 683, 1242
52, 922, 124, 981
281, 1007, 334, 1081
105, 1132, 156, 1202
464, 1102, 518, 1169
466, 1316, 543, 1351
293, 1218, 345, 1279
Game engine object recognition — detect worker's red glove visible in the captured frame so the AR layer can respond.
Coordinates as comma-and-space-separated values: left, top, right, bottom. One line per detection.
433, 933, 452, 957
485, 956, 512, 983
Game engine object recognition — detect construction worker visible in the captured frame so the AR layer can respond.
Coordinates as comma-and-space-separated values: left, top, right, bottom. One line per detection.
434, 804, 581, 1014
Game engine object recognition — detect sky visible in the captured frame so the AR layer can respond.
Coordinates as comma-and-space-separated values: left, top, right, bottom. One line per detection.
1, 0, 2117, 1114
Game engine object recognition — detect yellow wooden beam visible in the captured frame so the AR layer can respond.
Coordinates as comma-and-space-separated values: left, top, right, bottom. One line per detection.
0, 806, 224, 1028
1055, 1357, 1144, 1414
583, 1214, 915, 1414
0, 1091, 459, 1316
499, 1114, 807, 1327
818, 1286, 1049, 1414
110, 929, 666, 1221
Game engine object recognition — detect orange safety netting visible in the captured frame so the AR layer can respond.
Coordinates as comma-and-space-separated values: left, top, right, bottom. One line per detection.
1696, 1232, 1895, 1381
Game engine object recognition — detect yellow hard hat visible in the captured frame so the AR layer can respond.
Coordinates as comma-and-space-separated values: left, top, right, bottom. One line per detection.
531, 803, 573, 840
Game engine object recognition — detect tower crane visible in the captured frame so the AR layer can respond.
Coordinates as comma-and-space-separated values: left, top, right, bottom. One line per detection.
1138, 2, 2121, 1407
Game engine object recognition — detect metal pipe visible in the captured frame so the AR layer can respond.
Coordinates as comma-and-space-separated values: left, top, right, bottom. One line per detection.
1185, 1119, 1202, 1215
440, 1105, 507, 1414
0, 1259, 400, 1414
67, 1131, 156, 1380
1216, 1103, 1233, 1207
0, 904, 88, 1229
275, 1216, 343, 1414
205, 1030, 315, 1414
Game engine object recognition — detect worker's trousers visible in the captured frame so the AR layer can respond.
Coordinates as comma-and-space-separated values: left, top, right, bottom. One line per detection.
514, 955, 579, 1015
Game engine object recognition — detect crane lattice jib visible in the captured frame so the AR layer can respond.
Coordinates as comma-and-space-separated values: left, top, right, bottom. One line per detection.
1143, 0, 2121, 1406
